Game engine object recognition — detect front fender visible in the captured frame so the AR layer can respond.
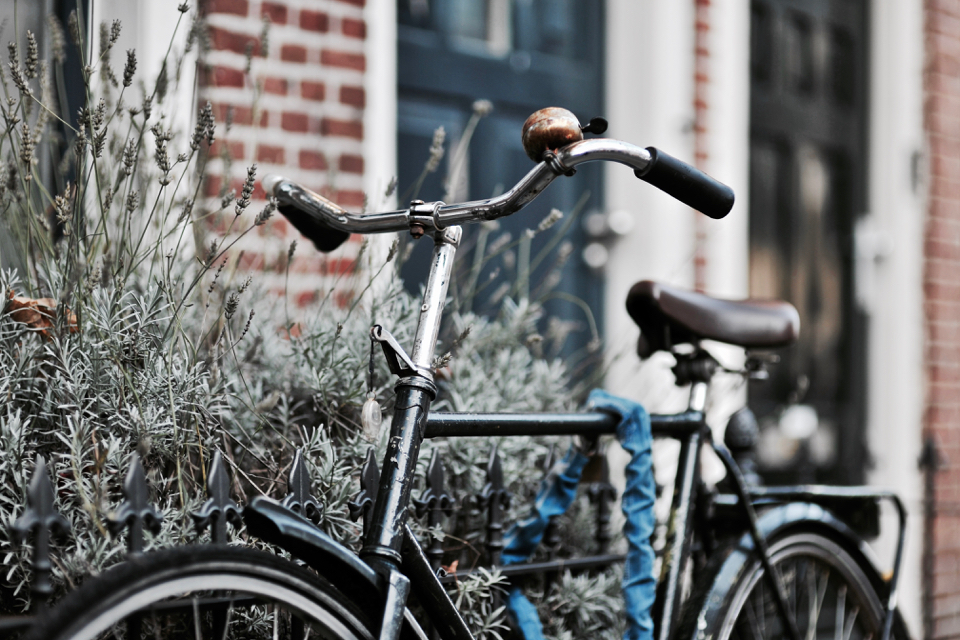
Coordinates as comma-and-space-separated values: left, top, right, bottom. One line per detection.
243, 497, 383, 605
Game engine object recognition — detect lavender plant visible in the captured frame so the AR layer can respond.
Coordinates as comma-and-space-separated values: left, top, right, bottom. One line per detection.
0, 7, 623, 640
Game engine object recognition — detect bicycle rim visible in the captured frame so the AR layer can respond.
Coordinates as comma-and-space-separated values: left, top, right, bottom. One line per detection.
25, 546, 377, 640
717, 532, 884, 640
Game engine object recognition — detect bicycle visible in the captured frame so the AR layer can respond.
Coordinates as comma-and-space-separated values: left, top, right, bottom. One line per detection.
23, 107, 909, 640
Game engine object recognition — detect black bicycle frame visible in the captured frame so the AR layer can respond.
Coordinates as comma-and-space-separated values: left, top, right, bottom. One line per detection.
357, 408, 706, 640
344, 224, 903, 640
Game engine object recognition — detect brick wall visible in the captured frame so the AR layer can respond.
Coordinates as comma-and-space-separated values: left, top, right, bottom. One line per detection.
924, 1, 960, 638
199, 0, 366, 304
693, 0, 710, 293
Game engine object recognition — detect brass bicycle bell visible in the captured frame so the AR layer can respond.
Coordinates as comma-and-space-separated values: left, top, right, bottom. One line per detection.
521, 107, 584, 162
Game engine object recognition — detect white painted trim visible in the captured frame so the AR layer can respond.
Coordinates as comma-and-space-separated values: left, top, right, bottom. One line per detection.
701, 0, 750, 301
364, 0, 397, 214
865, 1, 925, 635
604, 0, 696, 414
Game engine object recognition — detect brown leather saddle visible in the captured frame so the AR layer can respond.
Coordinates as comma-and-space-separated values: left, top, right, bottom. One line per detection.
625, 280, 800, 358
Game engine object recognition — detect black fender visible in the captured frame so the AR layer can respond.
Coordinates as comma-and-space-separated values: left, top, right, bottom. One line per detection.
244, 496, 384, 606
679, 501, 904, 640
245, 498, 465, 640
734, 500, 885, 571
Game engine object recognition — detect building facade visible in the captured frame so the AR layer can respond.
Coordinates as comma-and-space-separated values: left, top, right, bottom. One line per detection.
79, 0, 960, 636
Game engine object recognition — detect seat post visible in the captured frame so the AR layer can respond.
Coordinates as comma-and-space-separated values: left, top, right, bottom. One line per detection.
688, 381, 708, 412
672, 349, 718, 413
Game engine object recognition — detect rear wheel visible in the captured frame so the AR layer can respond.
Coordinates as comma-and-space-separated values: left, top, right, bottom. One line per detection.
678, 529, 902, 640
25, 546, 378, 640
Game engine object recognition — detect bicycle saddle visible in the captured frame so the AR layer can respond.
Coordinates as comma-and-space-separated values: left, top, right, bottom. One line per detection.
625, 280, 799, 357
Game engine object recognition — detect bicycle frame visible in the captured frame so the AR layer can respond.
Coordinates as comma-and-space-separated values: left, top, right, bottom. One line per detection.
349, 226, 711, 640
257, 129, 904, 640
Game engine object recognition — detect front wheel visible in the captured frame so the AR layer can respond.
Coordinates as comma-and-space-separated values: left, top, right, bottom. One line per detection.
24, 546, 379, 640
678, 529, 905, 640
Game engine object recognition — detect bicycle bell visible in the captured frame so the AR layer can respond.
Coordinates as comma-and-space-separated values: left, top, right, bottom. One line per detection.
521, 107, 584, 162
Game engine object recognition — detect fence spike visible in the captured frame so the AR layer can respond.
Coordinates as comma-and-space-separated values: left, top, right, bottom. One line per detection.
587, 454, 616, 554
542, 445, 562, 561
414, 449, 455, 570
281, 449, 323, 523
11, 455, 71, 611
478, 444, 511, 566
107, 454, 163, 555
190, 451, 241, 544
348, 447, 380, 539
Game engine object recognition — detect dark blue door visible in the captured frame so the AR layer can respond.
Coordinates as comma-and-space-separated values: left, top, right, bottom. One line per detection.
397, 1, 606, 358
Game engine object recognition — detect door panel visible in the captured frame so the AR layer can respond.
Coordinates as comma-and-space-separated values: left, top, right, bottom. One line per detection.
748, 0, 868, 485
397, 0, 605, 357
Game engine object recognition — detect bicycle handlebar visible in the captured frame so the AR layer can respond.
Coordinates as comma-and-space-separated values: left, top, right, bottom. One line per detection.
263, 136, 734, 253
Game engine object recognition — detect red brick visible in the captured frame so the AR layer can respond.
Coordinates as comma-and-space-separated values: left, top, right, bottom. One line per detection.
342, 17, 366, 39
261, 2, 287, 24
257, 144, 285, 164
339, 85, 365, 108
299, 150, 328, 170
281, 44, 308, 63
324, 258, 357, 275
263, 77, 288, 95
204, 174, 223, 197
933, 153, 960, 179
321, 117, 362, 139
209, 140, 244, 160
300, 9, 329, 32
339, 154, 364, 174
931, 321, 960, 345
296, 291, 318, 307
301, 81, 325, 101
211, 66, 245, 88
282, 111, 309, 132
332, 0, 364, 6
206, 0, 249, 16
335, 190, 365, 208
209, 26, 258, 55
926, 278, 960, 301
321, 49, 365, 71
212, 103, 248, 125
212, 104, 269, 128
926, 237, 960, 261
290, 256, 325, 274
932, 179, 960, 201
268, 217, 289, 237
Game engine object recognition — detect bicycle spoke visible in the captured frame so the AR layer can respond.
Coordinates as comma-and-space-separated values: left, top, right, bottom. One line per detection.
835, 585, 847, 640
842, 606, 861, 640
194, 598, 202, 640
806, 564, 829, 640
219, 601, 234, 640
744, 595, 764, 640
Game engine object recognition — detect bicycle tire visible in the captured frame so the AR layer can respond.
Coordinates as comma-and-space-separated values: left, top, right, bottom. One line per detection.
677, 528, 907, 640
24, 545, 381, 640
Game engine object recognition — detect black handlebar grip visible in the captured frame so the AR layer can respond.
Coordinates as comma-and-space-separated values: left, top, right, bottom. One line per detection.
634, 147, 734, 219
277, 203, 351, 253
